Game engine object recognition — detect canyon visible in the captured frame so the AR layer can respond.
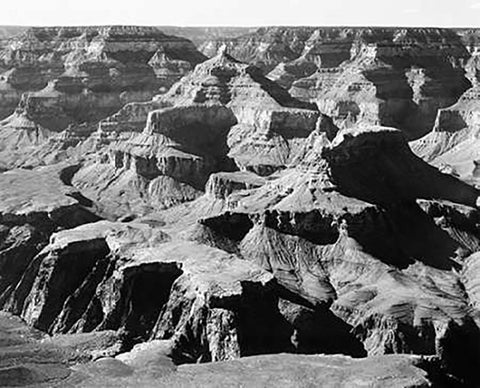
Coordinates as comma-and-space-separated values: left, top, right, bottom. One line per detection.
0, 25, 480, 387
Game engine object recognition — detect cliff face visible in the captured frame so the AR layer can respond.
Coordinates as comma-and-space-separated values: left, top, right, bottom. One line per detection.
67, 49, 326, 219
2, 26, 480, 387
291, 28, 472, 140
200, 27, 474, 140
0, 26, 207, 170
0, 26, 206, 129
200, 27, 355, 74
197, 126, 480, 383
72, 104, 237, 218
3, 123, 478, 384
411, 36, 480, 184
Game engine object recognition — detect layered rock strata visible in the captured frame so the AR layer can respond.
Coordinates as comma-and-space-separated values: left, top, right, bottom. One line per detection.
291, 28, 472, 139
68, 49, 324, 218
0, 312, 448, 387
0, 26, 205, 124
195, 125, 480, 384
411, 42, 480, 184
0, 164, 100, 306
1, 26, 480, 387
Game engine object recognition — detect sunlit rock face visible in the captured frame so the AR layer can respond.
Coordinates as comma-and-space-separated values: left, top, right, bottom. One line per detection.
2, 26, 480, 388
411, 33, 480, 185
0, 26, 207, 170
290, 28, 472, 140
84, 47, 323, 208
154, 48, 321, 175
0, 26, 206, 129
200, 27, 356, 74
197, 125, 480, 383
201, 27, 473, 140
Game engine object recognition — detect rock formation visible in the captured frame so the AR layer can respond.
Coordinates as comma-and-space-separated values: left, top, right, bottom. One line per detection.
72, 104, 237, 218
196, 125, 480, 383
0, 26, 207, 170
291, 28, 472, 139
200, 27, 355, 74
0, 311, 450, 387
411, 33, 480, 184
3, 120, 479, 384
1, 26, 480, 387
0, 26, 205, 123
67, 48, 323, 217
0, 164, 100, 306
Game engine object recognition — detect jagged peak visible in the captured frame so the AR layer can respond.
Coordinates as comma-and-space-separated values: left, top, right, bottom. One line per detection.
209, 45, 244, 65
217, 44, 229, 57
188, 48, 247, 81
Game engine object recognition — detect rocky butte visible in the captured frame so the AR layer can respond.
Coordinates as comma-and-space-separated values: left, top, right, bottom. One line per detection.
0, 25, 480, 388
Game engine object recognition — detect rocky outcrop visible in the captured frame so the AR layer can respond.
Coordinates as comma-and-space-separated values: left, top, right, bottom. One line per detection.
92, 47, 319, 160
0, 111, 52, 170
0, 164, 100, 307
162, 48, 320, 173
0, 27, 212, 173
0, 26, 205, 124
2, 26, 480, 387
291, 28, 472, 140
196, 125, 480, 384
5, 219, 295, 363
411, 45, 480, 184
72, 104, 237, 218
0, 311, 448, 387
0, 26, 207, 171
69, 49, 323, 218
205, 171, 266, 200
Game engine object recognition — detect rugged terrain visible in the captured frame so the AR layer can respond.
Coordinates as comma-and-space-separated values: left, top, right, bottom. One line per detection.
0, 26, 206, 170
0, 25, 480, 387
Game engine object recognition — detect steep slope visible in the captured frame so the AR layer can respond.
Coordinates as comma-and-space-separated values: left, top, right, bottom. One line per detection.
411, 40, 480, 185
2, 26, 480, 387
291, 28, 472, 140
97, 48, 321, 173
3, 122, 477, 383
67, 49, 325, 218
72, 104, 236, 218
0, 164, 100, 306
0, 26, 207, 170
0, 26, 205, 124
197, 125, 480, 384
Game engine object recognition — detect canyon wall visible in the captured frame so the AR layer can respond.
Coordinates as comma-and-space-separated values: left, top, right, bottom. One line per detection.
0, 26, 480, 387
